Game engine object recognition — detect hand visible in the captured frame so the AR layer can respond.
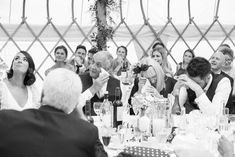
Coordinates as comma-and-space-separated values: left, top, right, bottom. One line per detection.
178, 74, 204, 97
137, 77, 147, 93
89, 74, 109, 95
172, 79, 185, 96
218, 136, 234, 157
116, 56, 124, 65
74, 56, 83, 65
142, 84, 161, 97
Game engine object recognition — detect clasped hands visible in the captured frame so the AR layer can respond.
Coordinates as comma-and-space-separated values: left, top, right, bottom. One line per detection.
89, 74, 109, 96
138, 78, 161, 98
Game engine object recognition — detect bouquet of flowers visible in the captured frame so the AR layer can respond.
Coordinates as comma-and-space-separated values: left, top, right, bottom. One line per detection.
131, 92, 161, 117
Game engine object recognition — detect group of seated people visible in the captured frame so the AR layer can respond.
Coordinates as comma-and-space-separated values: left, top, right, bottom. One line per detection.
0, 41, 234, 156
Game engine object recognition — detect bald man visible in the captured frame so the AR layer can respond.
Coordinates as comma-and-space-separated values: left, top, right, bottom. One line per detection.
210, 51, 234, 113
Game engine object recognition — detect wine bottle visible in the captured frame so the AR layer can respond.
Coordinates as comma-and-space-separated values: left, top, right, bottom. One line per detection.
171, 94, 181, 115
112, 87, 123, 128
121, 61, 129, 85
85, 100, 94, 124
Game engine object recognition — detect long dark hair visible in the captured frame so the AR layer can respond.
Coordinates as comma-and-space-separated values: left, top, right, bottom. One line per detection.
7, 51, 36, 86
183, 49, 195, 59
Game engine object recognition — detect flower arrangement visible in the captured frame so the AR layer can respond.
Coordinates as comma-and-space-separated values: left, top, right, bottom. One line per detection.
131, 92, 161, 117
132, 64, 150, 75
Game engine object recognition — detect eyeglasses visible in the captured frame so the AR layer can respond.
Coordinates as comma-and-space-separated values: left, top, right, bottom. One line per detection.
225, 58, 233, 62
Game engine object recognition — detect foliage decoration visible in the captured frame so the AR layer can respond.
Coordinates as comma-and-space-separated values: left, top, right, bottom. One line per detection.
88, 0, 119, 50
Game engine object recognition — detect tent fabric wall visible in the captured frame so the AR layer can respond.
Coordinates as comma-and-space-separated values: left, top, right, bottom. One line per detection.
0, 0, 235, 83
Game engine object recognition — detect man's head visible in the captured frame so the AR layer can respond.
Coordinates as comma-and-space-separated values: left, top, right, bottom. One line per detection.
89, 51, 113, 79
209, 51, 225, 73
41, 68, 82, 114
87, 47, 98, 66
75, 45, 87, 62
219, 47, 234, 68
187, 57, 211, 88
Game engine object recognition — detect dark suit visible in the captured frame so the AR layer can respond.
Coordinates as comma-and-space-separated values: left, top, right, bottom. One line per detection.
0, 105, 99, 157
80, 72, 121, 116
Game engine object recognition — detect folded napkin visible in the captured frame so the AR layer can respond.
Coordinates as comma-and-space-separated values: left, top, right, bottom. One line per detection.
117, 146, 169, 157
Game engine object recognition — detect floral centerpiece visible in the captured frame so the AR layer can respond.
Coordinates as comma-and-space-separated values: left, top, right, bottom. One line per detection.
131, 63, 165, 117
131, 92, 164, 117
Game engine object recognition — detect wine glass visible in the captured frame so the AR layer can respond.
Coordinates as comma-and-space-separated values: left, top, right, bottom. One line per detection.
93, 102, 103, 116
101, 127, 112, 147
102, 136, 111, 147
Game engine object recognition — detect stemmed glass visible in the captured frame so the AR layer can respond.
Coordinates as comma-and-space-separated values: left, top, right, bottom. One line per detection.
101, 126, 112, 148
102, 136, 111, 147
93, 102, 103, 122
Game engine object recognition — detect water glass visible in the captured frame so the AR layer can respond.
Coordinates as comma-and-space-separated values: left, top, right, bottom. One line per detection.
117, 125, 126, 144
152, 117, 166, 137
218, 107, 229, 132
93, 102, 103, 116
155, 127, 171, 144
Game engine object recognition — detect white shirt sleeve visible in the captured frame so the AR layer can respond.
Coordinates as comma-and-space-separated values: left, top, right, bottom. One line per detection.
78, 89, 93, 108
195, 77, 231, 116
179, 86, 188, 107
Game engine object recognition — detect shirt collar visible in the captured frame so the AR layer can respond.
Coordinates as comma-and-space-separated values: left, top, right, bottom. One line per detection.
203, 74, 213, 91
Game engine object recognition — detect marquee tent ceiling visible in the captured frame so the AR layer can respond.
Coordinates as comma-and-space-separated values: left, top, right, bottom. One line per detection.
0, 0, 235, 83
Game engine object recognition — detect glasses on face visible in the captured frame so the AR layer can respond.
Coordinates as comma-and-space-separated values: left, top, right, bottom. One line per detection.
225, 58, 232, 62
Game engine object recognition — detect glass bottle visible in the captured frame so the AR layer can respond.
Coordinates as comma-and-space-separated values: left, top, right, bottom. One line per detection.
84, 100, 94, 124
112, 87, 123, 128
121, 61, 129, 85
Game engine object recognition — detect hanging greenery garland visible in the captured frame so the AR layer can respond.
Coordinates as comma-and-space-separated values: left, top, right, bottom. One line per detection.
89, 0, 119, 50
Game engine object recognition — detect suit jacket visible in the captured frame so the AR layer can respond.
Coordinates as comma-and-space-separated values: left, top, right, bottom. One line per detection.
0, 105, 99, 157
80, 72, 121, 116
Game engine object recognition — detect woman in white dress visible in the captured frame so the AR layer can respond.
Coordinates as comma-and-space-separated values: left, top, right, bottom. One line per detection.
0, 51, 40, 110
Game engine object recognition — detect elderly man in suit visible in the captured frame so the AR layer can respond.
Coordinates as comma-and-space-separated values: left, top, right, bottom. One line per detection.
0, 68, 106, 157
79, 50, 121, 116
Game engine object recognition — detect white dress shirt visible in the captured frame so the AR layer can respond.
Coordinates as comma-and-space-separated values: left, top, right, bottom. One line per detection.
180, 74, 231, 116
78, 80, 108, 108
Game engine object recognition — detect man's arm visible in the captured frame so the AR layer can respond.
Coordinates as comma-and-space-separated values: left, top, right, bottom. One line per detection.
78, 75, 109, 107
195, 77, 231, 115
179, 74, 231, 115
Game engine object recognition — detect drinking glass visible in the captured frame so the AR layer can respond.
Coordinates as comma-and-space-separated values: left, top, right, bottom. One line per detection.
101, 126, 113, 147
117, 124, 126, 144
93, 102, 103, 116
102, 136, 111, 146
155, 127, 171, 144
218, 107, 229, 132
